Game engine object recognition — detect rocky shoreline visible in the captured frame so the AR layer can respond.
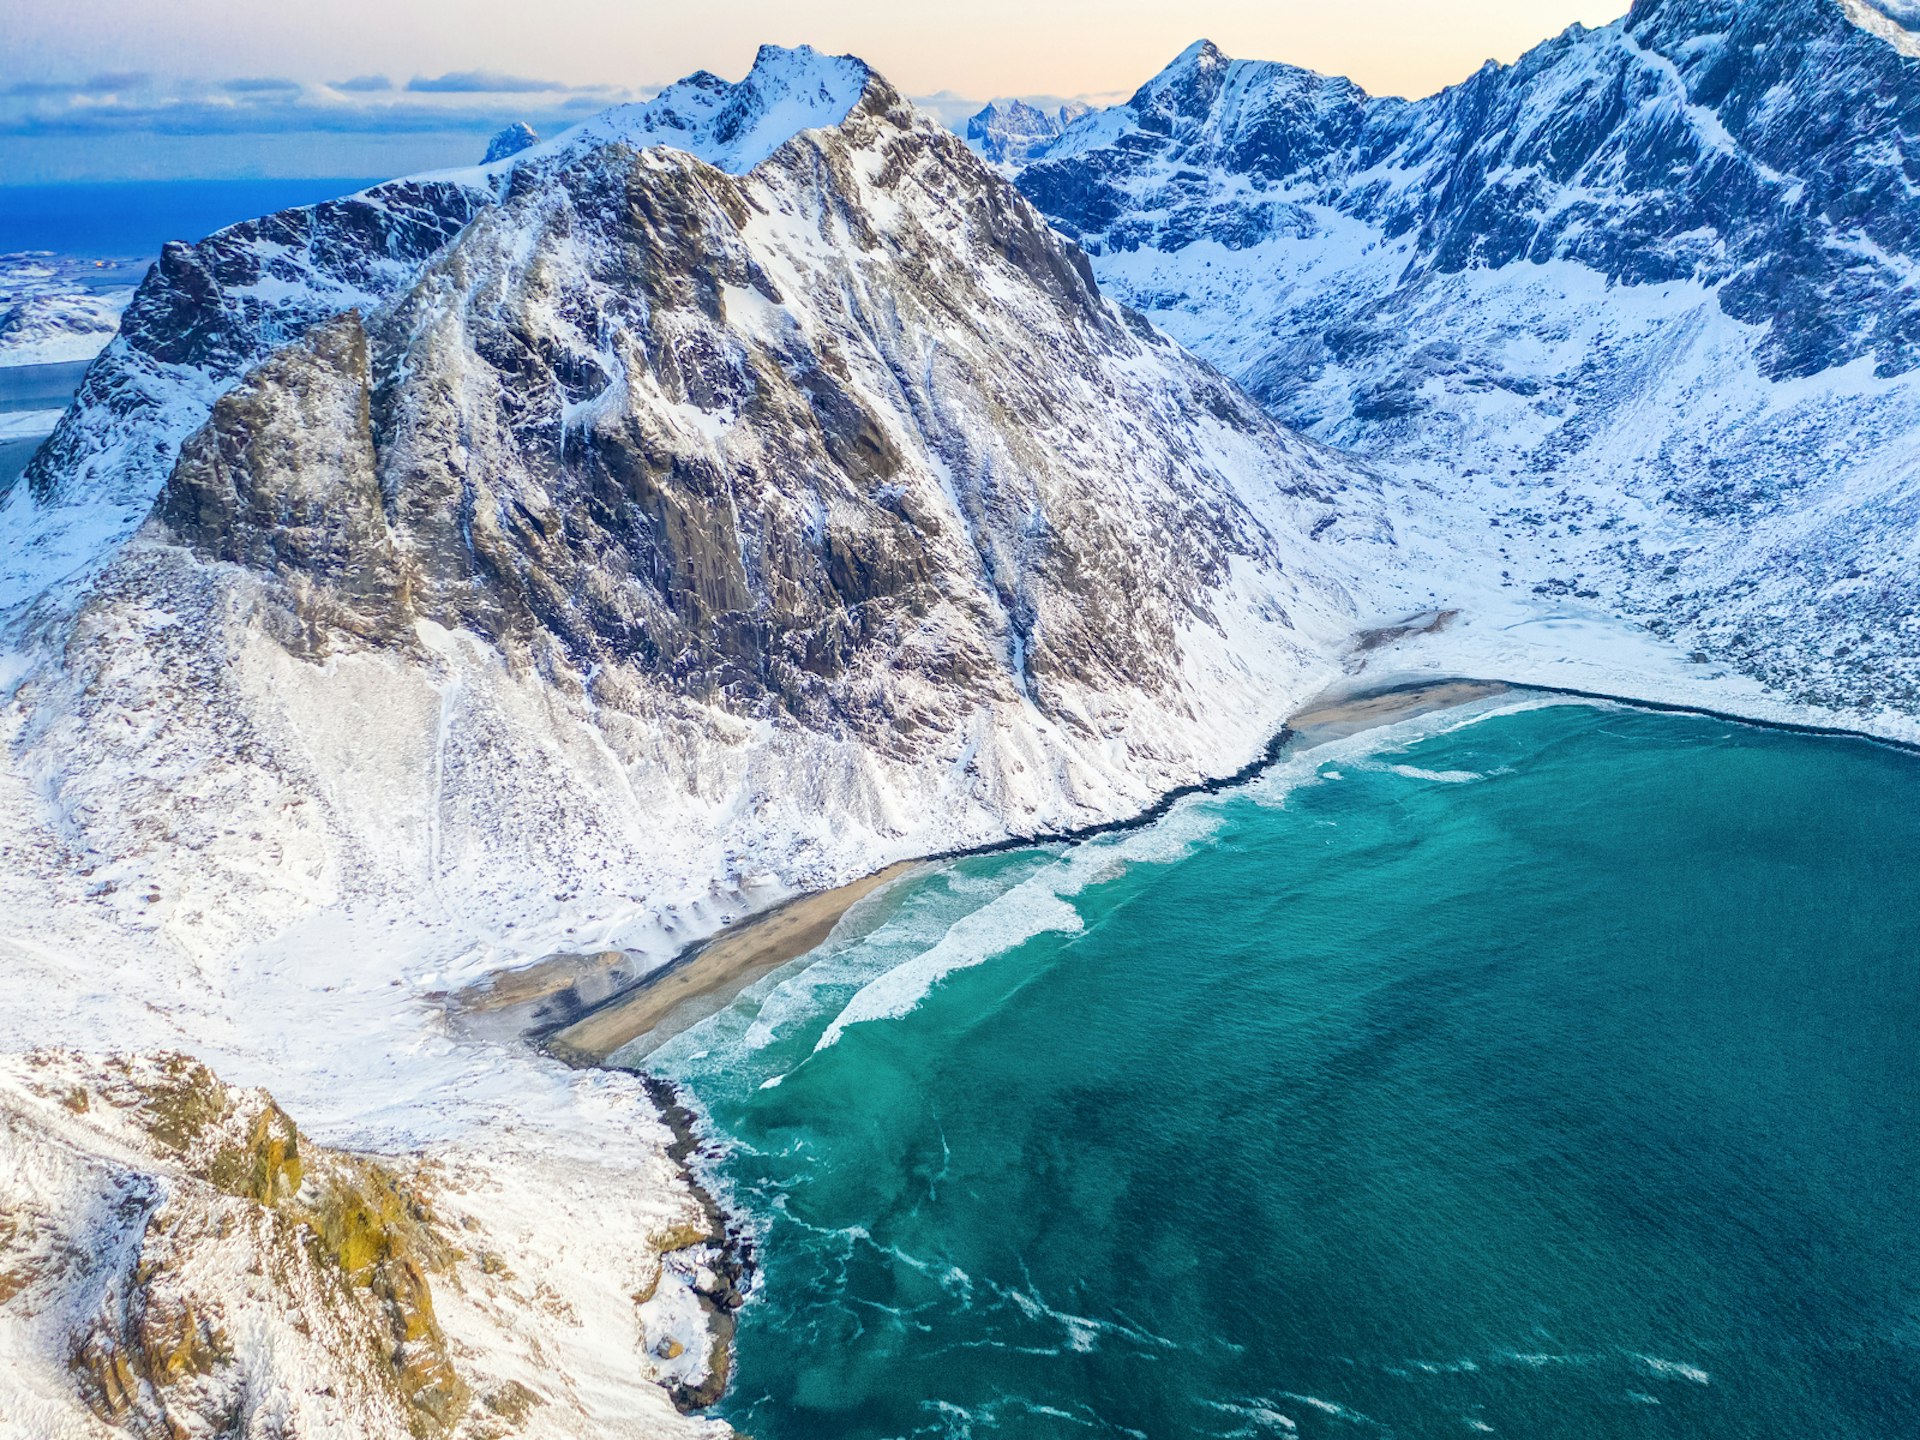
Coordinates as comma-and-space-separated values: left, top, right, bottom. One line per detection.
633, 1075, 757, 1415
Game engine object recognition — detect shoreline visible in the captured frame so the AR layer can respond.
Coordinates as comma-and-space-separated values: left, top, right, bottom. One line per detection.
539, 669, 1905, 1421
540, 860, 920, 1068
541, 678, 1510, 1074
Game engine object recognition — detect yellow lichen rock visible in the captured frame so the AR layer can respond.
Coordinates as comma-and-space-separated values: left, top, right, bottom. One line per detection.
11, 1052, 470, 1438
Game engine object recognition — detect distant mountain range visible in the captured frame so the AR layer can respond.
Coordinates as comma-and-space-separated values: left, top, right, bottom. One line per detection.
964, 98, 1091, 164
1009, 0, 1920, 715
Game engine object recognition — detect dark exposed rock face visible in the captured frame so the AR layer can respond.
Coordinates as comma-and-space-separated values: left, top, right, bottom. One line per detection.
155, 313, 410, 651
144, 67, 1360, 755
0, 45, 883, 614
9, 1052, 469, 1440
24, 179, 493, 511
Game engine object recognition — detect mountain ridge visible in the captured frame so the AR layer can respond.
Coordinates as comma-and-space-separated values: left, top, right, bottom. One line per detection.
3, 45, 1387, 964
1011, 0, 1920, 718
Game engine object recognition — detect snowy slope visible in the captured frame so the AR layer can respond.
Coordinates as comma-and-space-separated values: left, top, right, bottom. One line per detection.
1014, 0, 1920, 718
0, 255, 133, 369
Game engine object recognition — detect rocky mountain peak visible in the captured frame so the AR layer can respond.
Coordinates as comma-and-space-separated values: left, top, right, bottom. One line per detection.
482, 121, 539, 164
509, 43, 876, 178
1129, 39, 1232, 126
1, 44, 892, 611
965, 98, 1092, 164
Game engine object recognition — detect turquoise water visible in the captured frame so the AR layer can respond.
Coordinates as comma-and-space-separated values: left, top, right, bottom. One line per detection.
650, 698, 1920, 1439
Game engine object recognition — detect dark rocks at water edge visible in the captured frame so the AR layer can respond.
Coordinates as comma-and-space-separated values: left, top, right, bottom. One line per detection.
637, 1074, 758, 1413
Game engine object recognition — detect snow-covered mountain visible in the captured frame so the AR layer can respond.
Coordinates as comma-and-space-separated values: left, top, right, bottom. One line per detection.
964, 98, 1092, 164
482, 121, 541, 164
11, 16, 1920, 1435
0, 49, 1406, 1435
0, 255, 132, 370
1013, 0, 1920, 716
6, 43, 1382, 962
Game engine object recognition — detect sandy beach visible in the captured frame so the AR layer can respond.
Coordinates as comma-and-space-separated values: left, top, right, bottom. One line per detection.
541, 679, 1512, 1069
544, 861, 921, 1066
1286, 678, 1508, 746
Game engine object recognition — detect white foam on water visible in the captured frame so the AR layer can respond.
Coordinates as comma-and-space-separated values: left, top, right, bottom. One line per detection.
1409, 1358, 1481, 1374
1495, 1350, 1590, 1368
807, 694, 1602, 1052
812, 807, 1230, 1051
689, 691, 1611, 1069
1632, 1354, 1711, 1385
1206, 1398, 1300, 1433
1383, 763, 1484, 783
1277, 1391, 1374, 1423
985, 1276, 1179, 1355
1238, 692, 1570, 808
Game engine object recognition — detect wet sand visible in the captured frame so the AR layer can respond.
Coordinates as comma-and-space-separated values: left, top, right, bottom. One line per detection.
1286, 678, 1508, 746
542, 679, 1507, 1069
543, 862, 919, 1066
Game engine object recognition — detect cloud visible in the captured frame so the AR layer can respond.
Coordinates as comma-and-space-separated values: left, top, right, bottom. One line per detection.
0, 70, 645, 143
6, 71, 150, 98
906, 89, 987, 128
405, 70, 566, 94
0, 99, 556, 139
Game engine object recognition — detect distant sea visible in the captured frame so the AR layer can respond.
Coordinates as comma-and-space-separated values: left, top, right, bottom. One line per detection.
0, 178, 387, 261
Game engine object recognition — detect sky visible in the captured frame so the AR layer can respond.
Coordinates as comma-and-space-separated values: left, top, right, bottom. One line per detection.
0, 0, 1629, 183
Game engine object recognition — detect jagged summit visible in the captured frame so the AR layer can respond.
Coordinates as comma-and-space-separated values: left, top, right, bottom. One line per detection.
481, 121, 539, 164
964, 98, 1090, 164
514, 43, 877, 177
1014, 0, 1920, 718
1128, 38, 1228, 113
1036, 39, 1375, 174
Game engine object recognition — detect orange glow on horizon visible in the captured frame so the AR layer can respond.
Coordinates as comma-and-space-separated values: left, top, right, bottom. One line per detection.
6, 0, 1631, 104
